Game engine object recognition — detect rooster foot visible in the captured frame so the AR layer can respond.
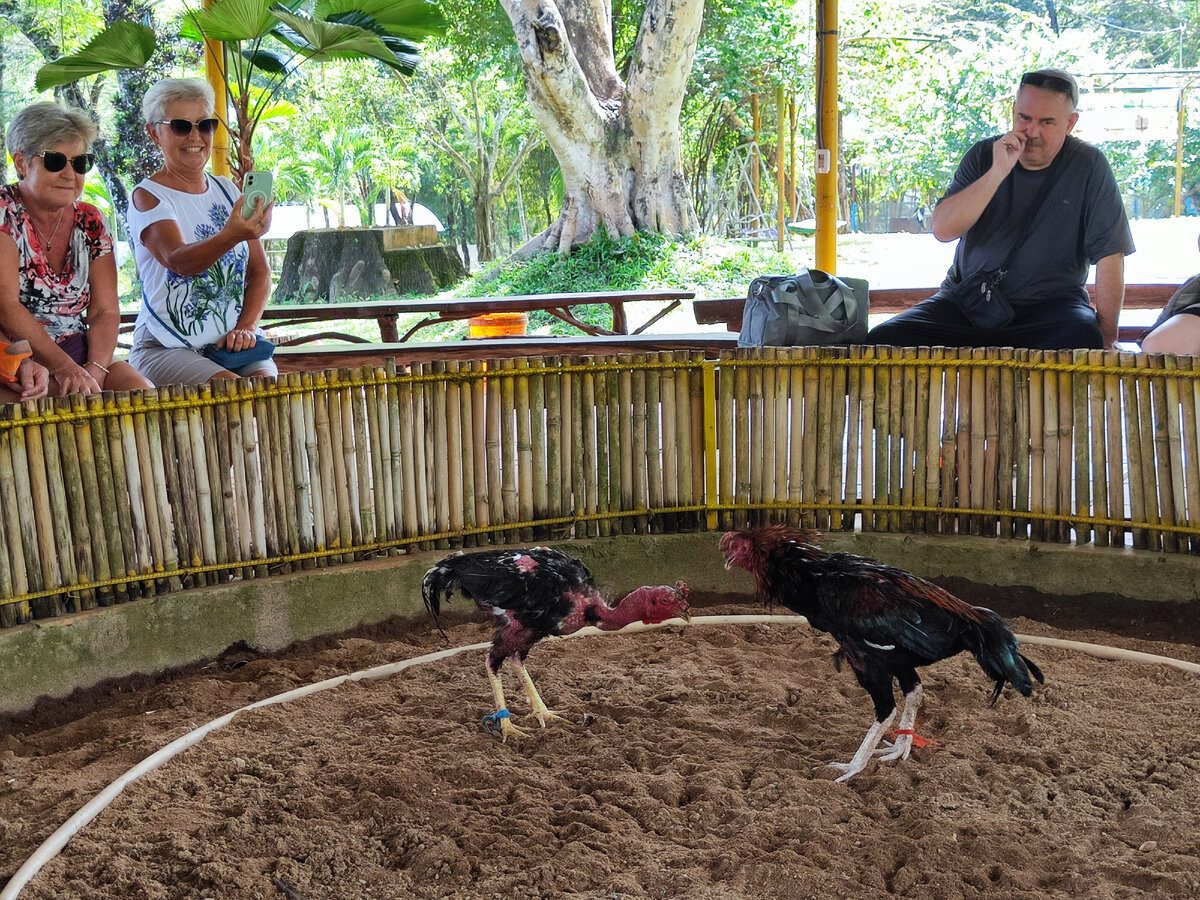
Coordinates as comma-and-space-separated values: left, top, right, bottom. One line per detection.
481, 709, 530, 742
875, 728, 915, 762
879, 728, 941, 758
530, 707, 568, 729
874, 737, 912, 763
827, 760, 870, 783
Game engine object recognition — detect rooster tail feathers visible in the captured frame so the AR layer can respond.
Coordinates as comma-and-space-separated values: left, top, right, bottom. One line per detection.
421, 564, 457, 638
967, 609, 1044, 704
1021, 652, 1045, 686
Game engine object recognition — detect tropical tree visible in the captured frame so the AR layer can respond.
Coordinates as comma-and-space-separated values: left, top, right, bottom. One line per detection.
34, 0, 445, 182
415, 63, 542, 262
683, 0, 813, 235
0, 0, 175, 235
496, 0, 706, 254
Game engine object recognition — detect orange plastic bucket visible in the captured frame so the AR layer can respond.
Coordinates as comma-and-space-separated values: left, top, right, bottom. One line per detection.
468, 312, 529, 338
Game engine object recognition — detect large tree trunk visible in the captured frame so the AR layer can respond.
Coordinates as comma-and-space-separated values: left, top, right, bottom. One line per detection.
473, 178, 495, 263
499, 0, 703, 254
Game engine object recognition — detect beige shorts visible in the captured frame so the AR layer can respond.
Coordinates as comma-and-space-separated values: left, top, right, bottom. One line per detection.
129, 336, 279, 387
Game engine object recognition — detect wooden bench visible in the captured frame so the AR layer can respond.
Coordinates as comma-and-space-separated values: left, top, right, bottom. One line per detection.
693, 284, 1181, 343
119, 289, 695, 347
273, 332, 740, 373
119, 299, 414, 346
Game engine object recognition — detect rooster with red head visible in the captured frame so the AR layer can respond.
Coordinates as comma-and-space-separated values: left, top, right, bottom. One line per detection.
721, 525, 1043, 781
424, 546, 690, 741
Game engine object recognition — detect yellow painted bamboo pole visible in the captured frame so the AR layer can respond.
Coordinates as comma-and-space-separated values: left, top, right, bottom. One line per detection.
514, 357, 535, 543
703, 361, 718, 531
718, 355, 736, 530
776, 82, 786, 253
203, 0, 231, 178
529, 357, 549, 537
815, 0, 839, 271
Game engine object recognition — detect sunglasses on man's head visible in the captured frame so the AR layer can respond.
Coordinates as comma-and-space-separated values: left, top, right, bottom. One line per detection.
153, 118, 219, 137
1020, 72, 1078, 106
36, 151, 96, 175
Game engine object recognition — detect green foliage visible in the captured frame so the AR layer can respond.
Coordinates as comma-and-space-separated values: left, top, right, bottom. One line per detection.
453, 232, 775, 332
34, 0, 445, 176
253, 57, 428, 222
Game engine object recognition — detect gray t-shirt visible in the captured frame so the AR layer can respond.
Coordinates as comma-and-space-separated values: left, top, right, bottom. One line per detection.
935, 135, 1135, 305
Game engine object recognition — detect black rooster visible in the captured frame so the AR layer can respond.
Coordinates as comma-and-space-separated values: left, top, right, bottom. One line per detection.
720, 525, 1043, 781
423, 547, 690, 741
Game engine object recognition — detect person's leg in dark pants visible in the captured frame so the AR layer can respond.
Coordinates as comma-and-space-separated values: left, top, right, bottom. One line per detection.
866, 296, 1103, 350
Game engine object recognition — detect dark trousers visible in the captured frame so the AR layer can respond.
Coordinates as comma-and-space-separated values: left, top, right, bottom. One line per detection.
864, 295, 1104, 350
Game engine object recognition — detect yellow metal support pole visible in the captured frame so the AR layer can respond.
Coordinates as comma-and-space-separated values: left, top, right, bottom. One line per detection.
204, 0, 231, 178
815, 0, 838, 273
1174, 86, 1186, 217
776, 83, 786, 254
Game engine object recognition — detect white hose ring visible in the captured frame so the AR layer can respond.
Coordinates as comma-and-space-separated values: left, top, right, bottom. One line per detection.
3, 614, 1197, 898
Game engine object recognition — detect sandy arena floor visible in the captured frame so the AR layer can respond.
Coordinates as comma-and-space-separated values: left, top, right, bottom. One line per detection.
1, 586, 1198, 899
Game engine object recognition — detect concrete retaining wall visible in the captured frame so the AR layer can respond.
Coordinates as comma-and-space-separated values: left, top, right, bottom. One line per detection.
2, 533, 1197, 716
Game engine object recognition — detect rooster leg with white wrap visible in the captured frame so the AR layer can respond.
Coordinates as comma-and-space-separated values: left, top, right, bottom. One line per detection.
876, 682, 923, 762
512, 658, 566, 727
826, 665, 905, 781
483, 666, 530, 741
828, 710, 897, 782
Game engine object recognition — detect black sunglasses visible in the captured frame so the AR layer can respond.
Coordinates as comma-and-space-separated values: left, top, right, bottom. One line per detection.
153, 118, 219, 137
1020, 71, 1078, 107
36, 151, 96, 175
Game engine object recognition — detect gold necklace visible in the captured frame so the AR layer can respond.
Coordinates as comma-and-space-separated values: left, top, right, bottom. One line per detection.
30, 206, 66, 252
16, 185, 67, 257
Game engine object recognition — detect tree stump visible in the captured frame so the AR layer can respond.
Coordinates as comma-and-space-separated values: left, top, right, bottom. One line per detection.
274, 227, 466, 303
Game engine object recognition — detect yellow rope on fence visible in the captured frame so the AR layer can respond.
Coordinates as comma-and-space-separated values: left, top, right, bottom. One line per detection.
2, 347, 1199, 622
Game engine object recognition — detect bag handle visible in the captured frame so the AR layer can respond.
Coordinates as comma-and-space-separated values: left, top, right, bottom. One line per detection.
788, 269, 859, 338
145, 302, 198, 351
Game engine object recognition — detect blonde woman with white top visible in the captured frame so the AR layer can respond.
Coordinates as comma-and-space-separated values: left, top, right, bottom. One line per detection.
127, 78, 276, 386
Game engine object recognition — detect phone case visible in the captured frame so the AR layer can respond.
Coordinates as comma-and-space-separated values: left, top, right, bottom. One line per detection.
242, 171, 273, 217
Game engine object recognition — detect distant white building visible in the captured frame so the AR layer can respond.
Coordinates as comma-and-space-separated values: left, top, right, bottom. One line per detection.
264, 202, 445, 241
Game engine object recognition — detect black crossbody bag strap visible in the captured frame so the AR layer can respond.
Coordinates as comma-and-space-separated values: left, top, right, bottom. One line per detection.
994, 138, 1076, 278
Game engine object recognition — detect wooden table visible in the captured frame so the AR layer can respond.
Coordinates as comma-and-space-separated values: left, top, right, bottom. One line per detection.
119, 289, 696, 346
379, 289, 695, 341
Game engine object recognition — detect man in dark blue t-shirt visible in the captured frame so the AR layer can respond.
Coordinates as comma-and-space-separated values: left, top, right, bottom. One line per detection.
867, 68, 1135, 350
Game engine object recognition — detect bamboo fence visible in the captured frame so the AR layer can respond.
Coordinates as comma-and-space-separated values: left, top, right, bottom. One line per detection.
1, 346, 1198, 629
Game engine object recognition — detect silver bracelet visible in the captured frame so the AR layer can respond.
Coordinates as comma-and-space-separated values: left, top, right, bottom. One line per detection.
85, 361, 110, 374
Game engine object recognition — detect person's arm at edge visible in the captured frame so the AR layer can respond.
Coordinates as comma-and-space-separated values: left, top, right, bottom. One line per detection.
1093, 252, 1125, 350
0, 233, 91, 394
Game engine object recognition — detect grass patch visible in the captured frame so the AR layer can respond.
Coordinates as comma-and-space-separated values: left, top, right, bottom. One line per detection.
453, 233, 797, 334
462, 232, 785, 299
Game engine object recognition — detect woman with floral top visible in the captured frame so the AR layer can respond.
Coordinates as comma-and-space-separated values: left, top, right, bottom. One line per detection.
127, 78, 275, 386
0, 102, 150, 397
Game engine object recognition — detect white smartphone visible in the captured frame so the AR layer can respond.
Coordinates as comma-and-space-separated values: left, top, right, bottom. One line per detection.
241, 170, 274, 218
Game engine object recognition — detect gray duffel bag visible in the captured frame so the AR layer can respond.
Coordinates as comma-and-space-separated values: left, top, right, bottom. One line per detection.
738, 269, 869, 347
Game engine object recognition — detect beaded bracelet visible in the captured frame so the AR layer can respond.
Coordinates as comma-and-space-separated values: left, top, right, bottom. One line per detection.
85, 361, 110, 374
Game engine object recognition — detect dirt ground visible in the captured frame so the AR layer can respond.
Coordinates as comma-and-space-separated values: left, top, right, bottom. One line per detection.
1, 586, 1198, 900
